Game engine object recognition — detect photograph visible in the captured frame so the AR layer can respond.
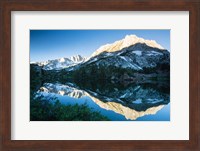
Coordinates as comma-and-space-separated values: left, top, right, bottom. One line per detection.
2, 1, 199, 150
30, 30, 170, 121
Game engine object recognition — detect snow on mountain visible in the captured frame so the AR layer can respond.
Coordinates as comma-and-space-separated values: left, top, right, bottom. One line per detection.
76, 43, 169, 71
35, 55, 87, 70
70, 55, 87, 63
91, 35, 164, 57
33, 35, 168, 71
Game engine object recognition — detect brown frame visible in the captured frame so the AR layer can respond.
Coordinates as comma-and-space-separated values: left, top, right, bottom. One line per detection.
0, 0, 200, 150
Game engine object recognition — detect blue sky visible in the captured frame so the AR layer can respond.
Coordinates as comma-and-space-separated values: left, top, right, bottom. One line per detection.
30, 30, 170, 62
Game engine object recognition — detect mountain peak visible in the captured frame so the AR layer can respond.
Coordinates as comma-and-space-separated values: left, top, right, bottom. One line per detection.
59, 57, 67, 63
34, 54, 87, 70
70, 54, 86, 63
91, 34, 164, 57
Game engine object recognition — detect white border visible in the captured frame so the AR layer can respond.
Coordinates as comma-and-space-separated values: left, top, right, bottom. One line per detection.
11, 11, 189, 140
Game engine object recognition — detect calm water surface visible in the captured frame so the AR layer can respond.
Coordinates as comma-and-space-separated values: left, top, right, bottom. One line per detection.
36, 81, 170, 121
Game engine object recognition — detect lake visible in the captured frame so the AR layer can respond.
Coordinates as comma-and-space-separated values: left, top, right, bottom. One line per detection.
35, 80, 170, 121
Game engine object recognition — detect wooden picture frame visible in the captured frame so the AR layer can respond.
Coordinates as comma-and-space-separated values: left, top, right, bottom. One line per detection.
0, 0, 199, 150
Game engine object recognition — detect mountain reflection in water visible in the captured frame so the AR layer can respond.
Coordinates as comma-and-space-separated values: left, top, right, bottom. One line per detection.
37, 81, 170, 121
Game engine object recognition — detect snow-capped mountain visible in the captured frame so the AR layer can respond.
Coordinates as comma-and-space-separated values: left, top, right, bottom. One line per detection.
62, 35, 170, 74
33, 35, 169, 72
91, 34, 164, 57
69, 42, 169, 72
34, 55, 87, 70
70, 55, 87, 63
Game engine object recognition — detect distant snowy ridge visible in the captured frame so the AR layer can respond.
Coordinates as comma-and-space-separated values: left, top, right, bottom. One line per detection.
35, 55, 87, 70
70, 55, 87, 63
91, 35, 164, 57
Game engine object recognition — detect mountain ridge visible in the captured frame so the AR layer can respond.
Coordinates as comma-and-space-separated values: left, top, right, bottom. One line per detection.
91, 34, 165, 57
67, 42, 169, 72
31, 35, 169, 72
33, 54, 87, 70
